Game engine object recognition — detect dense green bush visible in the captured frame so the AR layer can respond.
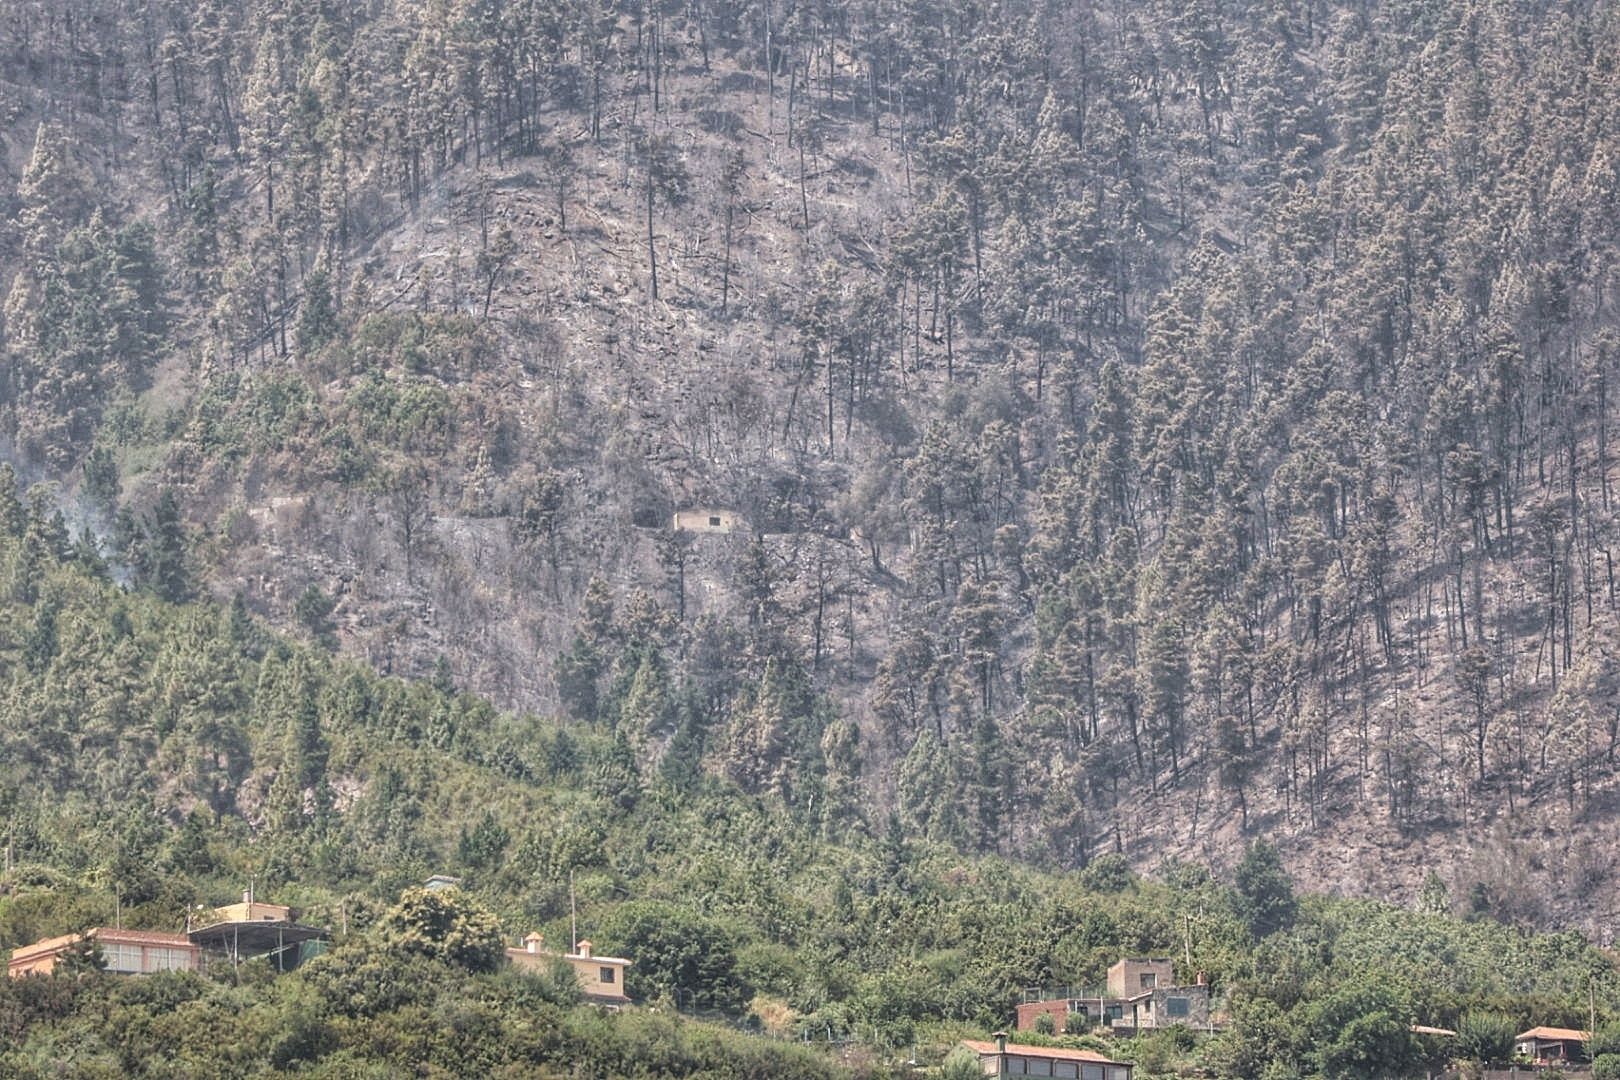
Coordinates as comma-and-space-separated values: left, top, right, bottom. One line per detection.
599, 900, 750, 1011
373, 887, 504, 973
1456, 1011, 1516, 1065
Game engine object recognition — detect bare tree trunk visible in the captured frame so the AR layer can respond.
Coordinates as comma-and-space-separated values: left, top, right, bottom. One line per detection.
646, 171, 658, 301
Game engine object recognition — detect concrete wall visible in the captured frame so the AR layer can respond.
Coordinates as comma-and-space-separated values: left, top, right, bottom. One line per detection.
1016, 997, 1122, 1033
1107, 958, 1175, 999
1016, 1000, 1071, 1032
1130, 985, 1211, 1030
508, 946, 629, 1002
7, 950, 61, 977
206, 901, 293, 925
568, 955, 628, 1001
672, 509, 743, 533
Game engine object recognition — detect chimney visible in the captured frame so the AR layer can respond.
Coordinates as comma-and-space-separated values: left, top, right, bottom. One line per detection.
576, 940, 592, 958
524, 933, 544, 954
243, 887, 252, 905
1196, 971, 1208, 986
994, 1030, 1007, 1053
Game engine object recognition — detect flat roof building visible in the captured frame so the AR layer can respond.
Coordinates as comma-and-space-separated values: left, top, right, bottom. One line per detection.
8, 928, 199, 978
672, 508, 743, 534
507, 933, 630, 1006
1107, 958, 1175, 999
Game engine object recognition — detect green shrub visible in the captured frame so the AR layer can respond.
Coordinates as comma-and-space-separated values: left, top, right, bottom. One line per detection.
1079, 854, 1134, 893
1455, 1011, 1515, 1065
373, 887, 504, 973
940, 1047, 982, 1080
598, 900, 749, 1011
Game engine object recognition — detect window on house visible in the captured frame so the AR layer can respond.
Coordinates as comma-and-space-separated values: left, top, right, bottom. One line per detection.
1140, 973, 1157, 989
600, 966, 616, 984
1081, 1066, 1105, 1080
155, 947, 191, 971
103, 944, 142, 972
1167, 997, 1190, 1018
1106, 1005, 1123, 1020
709, 516, 722, 527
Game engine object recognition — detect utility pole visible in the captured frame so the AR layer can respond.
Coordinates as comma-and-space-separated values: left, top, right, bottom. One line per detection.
570, 868, 578, 950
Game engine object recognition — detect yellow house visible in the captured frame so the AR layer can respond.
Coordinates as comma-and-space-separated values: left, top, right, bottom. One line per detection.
508, 933, 630, 1006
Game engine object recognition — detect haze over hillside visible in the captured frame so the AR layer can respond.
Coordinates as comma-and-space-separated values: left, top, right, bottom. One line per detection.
3, 0, 1620, 934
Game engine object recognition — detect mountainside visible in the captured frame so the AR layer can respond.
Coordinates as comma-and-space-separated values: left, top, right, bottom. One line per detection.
4, 0, 1620, 931
0, 513, 1613, 1079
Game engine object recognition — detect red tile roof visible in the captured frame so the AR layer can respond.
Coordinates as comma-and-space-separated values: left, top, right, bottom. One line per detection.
962, 1040, 1130, 1066
1517, 1026, 1589, 1042
7, 932, 80, 962
93, 929, 193, 947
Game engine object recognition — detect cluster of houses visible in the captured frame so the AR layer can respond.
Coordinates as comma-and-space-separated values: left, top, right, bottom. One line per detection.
1408, 1023, 1597, 1071
934, 958, 1216, 1080
15, 909, 1591, 1078
1015, 958, 1215, 1036
5, 883, 631, 1008
954, 1022, 1598, 1080
2, 906, 1162, 1079
928, 958, 1211, 1079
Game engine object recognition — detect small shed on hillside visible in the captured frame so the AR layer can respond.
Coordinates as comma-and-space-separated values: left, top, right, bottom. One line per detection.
672, 508, 743, 533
